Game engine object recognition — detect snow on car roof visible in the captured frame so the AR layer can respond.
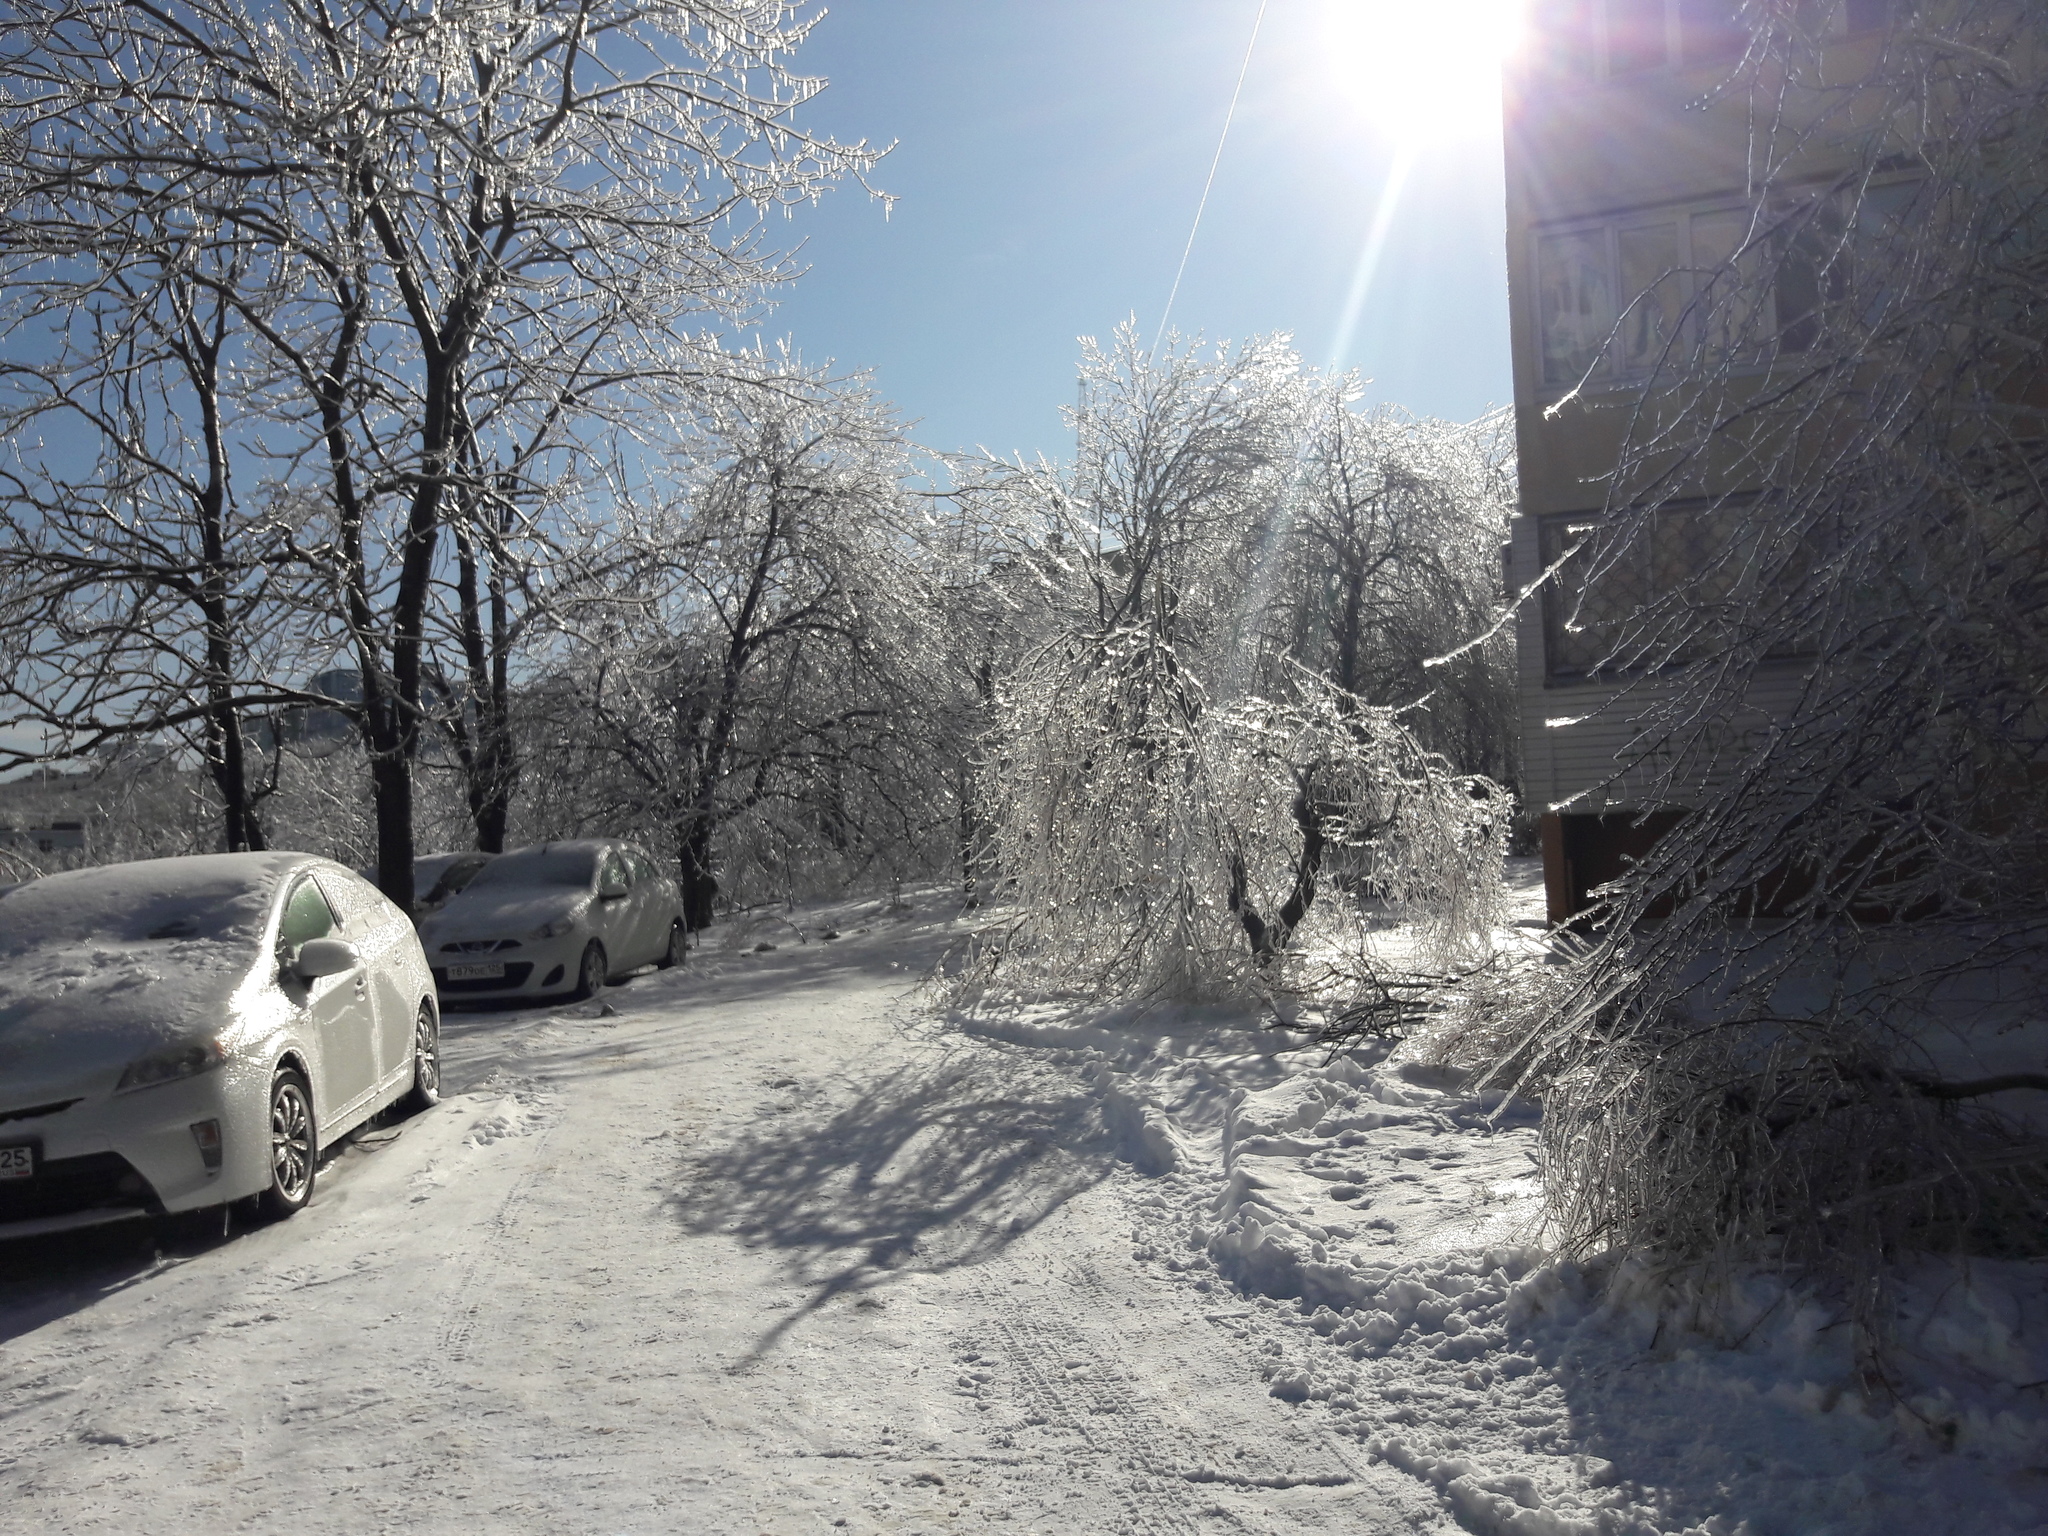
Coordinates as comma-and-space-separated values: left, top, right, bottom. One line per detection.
0, 851, 314, 957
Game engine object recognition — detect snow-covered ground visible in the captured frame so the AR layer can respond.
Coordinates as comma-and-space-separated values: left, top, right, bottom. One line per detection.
2, 884, 2044, 1534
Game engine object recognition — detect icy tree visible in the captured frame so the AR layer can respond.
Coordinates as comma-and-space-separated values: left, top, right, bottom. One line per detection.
1511, 0, 2048, 1309
0, 0, 880, 902
0, 217, 294, 852
903, 475, 1062, 909
520, 357, 934, 928
958, 331, 1513, 1006
1275, 391, 1520, 793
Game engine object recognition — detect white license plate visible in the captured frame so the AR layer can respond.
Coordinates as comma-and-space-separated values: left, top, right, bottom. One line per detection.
447, 962, 506, 981
0, 1145, 32, 1180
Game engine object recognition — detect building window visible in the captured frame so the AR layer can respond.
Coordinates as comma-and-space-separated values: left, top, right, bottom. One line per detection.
1533, 183, 1915, 392
1542, 513, 1643, 678
1536, 206, 1748, 389
1540, 504, 1822, 682
1531, 0, 1883, 83
1616, 222, 1683, 373
1544, 510, 1749, 680
1532, 0, 1599, 77
1536, 229, 1618, 387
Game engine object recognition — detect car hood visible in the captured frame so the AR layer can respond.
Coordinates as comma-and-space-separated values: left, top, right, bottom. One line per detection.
0, 939, 256, 1099
418, 889, 589, 948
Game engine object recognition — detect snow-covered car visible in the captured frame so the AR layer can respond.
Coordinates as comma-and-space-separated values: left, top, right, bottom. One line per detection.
417, 839, 685, 1002
0, 852, 440, 1239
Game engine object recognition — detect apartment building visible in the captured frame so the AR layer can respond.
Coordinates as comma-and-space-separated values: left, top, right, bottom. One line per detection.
1501, 0, 1899, 923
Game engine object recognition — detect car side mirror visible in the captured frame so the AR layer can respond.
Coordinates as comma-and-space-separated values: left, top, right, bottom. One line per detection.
293, 936, 361, 980
598, 879, 629, 901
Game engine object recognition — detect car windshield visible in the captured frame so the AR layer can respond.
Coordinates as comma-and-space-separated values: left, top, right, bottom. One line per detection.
466, 846, 598, 891
0, 860, 273, 957
417, 853, 492, 905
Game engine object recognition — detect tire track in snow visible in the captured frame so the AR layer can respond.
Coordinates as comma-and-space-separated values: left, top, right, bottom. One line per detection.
959, 1256, 1205, 1536
428, 1083, 564, 1370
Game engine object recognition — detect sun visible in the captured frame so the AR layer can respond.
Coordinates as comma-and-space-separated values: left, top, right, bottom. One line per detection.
1314, 0, 1526, 143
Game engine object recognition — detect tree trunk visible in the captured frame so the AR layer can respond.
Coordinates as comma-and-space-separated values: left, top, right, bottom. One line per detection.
1228, 773, 1326, 962
181, 292, 264, 853
201, 687, 264, 853
958, 761, 981, 908
368, 707, 417, 912
452, 508, 516, 852
679, 815, 719, 932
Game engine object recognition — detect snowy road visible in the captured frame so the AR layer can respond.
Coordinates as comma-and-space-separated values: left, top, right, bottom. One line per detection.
7, 894, 2044, 1536
0, 907, 1438, 1535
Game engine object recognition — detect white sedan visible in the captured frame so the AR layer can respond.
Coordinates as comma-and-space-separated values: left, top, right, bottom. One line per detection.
416, 839, 686, 1002
0, 852, 439, 1238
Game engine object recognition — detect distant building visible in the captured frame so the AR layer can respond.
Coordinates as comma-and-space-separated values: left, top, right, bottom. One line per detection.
273, 667, 458, 760
0, 820, 86, 854
1501, 0, 1897, 923
274, 667, 364, 756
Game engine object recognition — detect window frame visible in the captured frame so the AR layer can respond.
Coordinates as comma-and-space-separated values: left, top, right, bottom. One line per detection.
1532, 199, 1759, 395
1534, 0, 1885, 84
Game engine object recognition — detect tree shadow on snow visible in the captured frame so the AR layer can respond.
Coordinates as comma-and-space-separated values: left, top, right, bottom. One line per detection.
667, 1046, 1118, 1358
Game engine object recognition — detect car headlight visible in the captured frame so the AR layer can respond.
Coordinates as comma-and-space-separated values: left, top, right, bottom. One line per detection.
525, 916, 576, 941
116, 1037, 228, 1094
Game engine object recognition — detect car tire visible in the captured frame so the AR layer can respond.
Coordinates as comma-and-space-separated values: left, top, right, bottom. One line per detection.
260, 1068, 317, 1220
399, 1000, 441, 1113
656, 919, 685, 970
572, 940, 607, 1001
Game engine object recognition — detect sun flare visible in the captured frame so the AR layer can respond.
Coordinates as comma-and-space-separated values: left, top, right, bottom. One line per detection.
1316, 0, 1526, 143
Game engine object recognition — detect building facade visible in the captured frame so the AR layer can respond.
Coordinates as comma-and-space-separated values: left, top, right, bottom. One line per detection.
1501, 0, 1899, 923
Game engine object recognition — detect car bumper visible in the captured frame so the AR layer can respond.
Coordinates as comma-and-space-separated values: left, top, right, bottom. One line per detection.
0, 1067, 268, 1237
428, 933, 586, 999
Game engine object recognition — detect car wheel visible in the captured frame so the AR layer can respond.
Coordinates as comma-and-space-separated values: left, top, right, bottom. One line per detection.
572, 940, 608, 1000
400, 1001, 441, 1113
656, 919, 685, 970
261, 1068, 317, 1220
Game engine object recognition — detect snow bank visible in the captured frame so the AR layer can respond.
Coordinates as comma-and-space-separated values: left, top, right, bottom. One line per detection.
952, 988, 2048, 1535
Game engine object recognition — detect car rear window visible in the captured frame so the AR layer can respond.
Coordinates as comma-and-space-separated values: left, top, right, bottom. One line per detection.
467, 846, 599, 890
0, 860, 274, 956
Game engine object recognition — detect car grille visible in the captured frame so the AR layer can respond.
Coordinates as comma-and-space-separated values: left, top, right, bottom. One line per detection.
439, 939, 522, 953
0, 1151, 160, 1224
0, 1098, 82, 1127
431, 962, 535, 993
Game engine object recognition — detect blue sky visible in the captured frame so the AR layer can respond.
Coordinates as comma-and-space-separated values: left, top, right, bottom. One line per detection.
750, 0, 1517, 465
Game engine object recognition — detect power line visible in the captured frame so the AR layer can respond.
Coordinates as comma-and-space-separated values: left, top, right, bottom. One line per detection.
1151, 0, 1268, 358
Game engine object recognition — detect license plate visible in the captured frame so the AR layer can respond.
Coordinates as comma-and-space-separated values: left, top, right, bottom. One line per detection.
447, 962, 506, 981
0, 1145, 33, 1181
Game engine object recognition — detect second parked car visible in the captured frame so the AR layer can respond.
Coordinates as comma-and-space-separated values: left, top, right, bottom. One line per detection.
416, 839, 685, 1002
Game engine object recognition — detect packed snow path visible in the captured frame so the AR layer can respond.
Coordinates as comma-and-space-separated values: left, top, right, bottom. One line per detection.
0, 908, 1437, 1535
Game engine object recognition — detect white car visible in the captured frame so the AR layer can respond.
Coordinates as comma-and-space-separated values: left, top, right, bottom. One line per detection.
417, 839, 686, 1002
0, 852, 440, 1238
